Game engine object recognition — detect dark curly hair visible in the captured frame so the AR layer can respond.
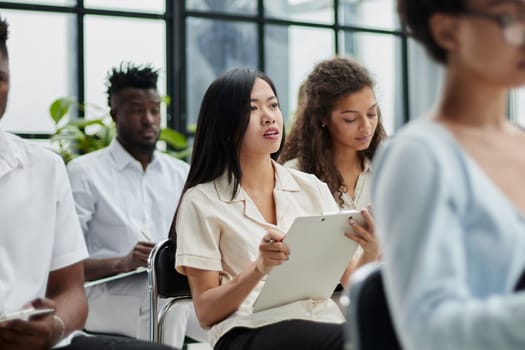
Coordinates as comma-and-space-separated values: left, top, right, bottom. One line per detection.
0, 16, 9, 58
106, 62, 159, 107
281, 82, 307, 165
398, 0, 465, 63
280, 56, 386, 207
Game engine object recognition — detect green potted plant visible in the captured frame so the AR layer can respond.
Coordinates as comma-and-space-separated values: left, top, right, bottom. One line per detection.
49, 97, 190, 163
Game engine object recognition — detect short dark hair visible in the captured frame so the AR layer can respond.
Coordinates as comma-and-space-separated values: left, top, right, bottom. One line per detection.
105, 62, 159, 107
0, 16, 9, 58
398, 0, 465, 63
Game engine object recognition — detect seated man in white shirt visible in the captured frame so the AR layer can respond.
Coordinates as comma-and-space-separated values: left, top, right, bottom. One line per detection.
67, 63, 205, 347
0, 16, 173, 350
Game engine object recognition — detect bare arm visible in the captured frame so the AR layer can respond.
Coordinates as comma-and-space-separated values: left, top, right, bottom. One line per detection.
46, 261, 88, 335
84, 241, 155, 281
0, 262, 87, 350
188, 230, 289, 327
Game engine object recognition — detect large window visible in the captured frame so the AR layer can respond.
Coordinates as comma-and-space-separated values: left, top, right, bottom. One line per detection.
84, 15, 166, 121
83, 0, 165, 13
265, 25, 334, 124
0, 0, 467, 139
186, 17, 258, 126
1, 10, 73, 133
185, 0, 407, 135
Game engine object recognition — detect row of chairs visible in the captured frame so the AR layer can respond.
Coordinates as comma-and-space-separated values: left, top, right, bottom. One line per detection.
147, 239, 402, 349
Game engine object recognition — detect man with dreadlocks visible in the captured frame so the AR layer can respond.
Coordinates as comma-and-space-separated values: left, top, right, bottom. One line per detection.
67, 63, 204, 347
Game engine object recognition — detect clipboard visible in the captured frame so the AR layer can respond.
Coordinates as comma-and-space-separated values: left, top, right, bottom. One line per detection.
83, 266, 148, 288
252, 210, 363, 312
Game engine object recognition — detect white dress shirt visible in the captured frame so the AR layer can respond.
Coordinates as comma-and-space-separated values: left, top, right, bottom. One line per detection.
0, 129, 88, 348
68, 139, 190, 257
67, 139, 191, 340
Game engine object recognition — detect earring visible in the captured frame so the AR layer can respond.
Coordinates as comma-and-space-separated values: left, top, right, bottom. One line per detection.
321, 123, 326, 128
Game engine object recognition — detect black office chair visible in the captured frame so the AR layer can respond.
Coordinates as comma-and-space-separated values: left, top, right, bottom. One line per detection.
148, 238, 193, 344
344, 262, 402, 350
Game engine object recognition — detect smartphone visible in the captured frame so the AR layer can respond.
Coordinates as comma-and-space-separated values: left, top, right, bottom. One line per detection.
0, 307, 54, 322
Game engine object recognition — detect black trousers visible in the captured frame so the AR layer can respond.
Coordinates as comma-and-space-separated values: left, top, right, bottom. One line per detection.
214, 320, 344, 350
57, 335, 174, 350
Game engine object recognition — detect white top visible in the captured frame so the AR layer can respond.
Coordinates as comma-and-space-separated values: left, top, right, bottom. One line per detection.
283, 157, 373, 210
67, 139, 189, 338
68, 139, 190, 258
0, 129, 88, 347
176, 161, 346, 346
372, 119, 525, 350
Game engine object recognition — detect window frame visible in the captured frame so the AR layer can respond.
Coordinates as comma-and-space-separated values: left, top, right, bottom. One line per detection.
0, 0, 411, 139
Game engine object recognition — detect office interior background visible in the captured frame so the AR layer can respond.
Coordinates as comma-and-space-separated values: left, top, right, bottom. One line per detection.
1, 0, 524, 143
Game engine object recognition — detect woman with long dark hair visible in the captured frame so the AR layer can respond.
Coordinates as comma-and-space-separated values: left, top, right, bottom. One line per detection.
170, 68, 350, 349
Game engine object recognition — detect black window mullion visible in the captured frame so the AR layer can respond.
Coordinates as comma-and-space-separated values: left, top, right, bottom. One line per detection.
400, 34, 410, 124
257, 0, 264, 72
76, 0, 85, 110
334, 0, 339, 53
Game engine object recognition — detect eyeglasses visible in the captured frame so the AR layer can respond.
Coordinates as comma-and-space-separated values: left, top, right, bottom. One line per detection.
463, 9, 525, 47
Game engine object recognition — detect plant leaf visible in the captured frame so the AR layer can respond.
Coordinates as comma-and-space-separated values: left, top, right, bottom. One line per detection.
49, 97, 75, 125
68, 118, 107, 128
162, 148, 192, 160
162, 95, 171, 106
159, 128, 187, 149
187, 123, 197, 134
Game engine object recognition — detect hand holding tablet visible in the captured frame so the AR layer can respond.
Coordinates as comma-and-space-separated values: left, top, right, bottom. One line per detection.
253, 210, 362, 312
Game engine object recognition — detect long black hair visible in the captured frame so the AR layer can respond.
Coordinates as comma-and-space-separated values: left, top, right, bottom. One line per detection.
169, 67, 284, 239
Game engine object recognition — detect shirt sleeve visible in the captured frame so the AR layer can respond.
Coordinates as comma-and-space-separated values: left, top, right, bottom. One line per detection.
67, 160, 95, 235
175, 188, 223, 274
51, 156, 88, 271
372, 136, 525, 350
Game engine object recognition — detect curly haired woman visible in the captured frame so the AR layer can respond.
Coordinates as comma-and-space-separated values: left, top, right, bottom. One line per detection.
280, 56, 387, 282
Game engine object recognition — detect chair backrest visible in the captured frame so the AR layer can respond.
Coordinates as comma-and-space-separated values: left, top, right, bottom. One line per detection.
148, 238, 192, 342
150, 238, 191, 298
346, 262, 402, 350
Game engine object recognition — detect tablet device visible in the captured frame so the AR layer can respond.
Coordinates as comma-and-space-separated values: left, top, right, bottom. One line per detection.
252, 210, 363, 312
0, 307, 54, 322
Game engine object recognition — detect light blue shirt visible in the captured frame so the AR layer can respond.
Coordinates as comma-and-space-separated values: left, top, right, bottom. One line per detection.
372, 119, 525, 350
